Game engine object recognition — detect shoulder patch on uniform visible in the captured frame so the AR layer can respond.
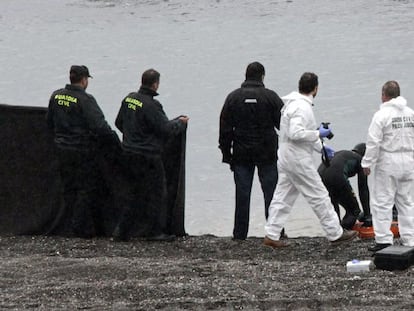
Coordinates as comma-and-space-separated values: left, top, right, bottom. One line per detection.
54, 94, 78, 107
125, 97, 143, 111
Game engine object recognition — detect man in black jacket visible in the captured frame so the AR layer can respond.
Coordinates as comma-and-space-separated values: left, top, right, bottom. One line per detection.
115, 68, 188, 241
47, 65, 119, 238
318, 143, 372, 230
219, 62, 284, 240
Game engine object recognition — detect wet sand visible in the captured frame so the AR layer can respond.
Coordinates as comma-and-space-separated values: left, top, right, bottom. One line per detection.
1, 235, 413, 310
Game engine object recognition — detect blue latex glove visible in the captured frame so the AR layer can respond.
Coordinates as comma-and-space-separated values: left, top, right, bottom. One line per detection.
318, 124, 332, 138
322, 145, 335, 159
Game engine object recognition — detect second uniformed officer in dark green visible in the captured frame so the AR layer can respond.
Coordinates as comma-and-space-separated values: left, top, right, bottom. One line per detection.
47, 65, 118, 238
114, 68, 189, 241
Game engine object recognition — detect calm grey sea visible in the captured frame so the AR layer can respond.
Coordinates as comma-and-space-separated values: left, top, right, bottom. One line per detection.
1, 0, 413, 237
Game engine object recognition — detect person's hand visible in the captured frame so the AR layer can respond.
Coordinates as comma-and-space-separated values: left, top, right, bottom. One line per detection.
222, 153, 233, 171
223, 159, 234, 171
363, 167, 371, 176
322, 145, 335, 159
318, 124, 332, 138
179, 115, 189, 123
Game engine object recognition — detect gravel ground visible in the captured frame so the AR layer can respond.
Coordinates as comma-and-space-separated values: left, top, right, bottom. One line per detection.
0, 235, 413, 310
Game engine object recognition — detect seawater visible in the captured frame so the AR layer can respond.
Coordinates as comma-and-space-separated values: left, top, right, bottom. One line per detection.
1, 0, 413, 237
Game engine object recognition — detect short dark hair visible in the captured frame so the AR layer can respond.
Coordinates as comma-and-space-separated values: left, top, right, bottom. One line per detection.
141, 69, 160, 87
382, 80, 400, 98
299, 72, 318, 94
245, 62, 265, 81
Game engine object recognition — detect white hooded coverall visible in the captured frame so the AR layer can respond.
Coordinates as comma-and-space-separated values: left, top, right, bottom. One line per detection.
361, 96, 414, 246
264, 92, 343, 241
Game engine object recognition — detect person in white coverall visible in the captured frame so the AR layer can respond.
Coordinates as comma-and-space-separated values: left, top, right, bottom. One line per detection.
362, 80, 414, 252
263, 72, 358, 248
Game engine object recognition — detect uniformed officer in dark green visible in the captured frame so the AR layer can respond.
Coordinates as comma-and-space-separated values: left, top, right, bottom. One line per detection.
114, 68, 189, 241
47, 65, 118, 238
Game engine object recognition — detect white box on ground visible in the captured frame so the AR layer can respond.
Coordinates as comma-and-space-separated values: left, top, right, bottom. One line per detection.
346, 259, 373, 272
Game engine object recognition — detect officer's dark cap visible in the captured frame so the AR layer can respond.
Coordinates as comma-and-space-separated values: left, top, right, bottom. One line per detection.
70, 65, 93, 79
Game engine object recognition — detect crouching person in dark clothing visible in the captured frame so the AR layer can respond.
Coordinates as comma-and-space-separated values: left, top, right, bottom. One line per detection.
318, 143, 372, 230
114, 68, 189, 242
47, 65, 120, 238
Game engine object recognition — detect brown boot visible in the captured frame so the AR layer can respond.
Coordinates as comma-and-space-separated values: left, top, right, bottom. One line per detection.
331, 229, 358, 245
263, 236, 288, 248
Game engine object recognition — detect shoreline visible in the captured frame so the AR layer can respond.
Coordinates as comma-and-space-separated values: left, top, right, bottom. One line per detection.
1, 234, 413, 310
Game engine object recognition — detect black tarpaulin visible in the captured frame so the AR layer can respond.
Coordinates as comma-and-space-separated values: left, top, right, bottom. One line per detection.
0, 104, 186, 237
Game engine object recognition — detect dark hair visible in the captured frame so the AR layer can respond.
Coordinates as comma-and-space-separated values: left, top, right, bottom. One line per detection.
141, 69, 160, 87
70, 74, 82, 84
245, 62, 265, 81
382, 80, 400, 98
299, 72, 318, 94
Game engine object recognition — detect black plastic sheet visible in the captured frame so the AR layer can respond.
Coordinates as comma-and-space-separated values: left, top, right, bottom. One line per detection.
0, 104, 186, 237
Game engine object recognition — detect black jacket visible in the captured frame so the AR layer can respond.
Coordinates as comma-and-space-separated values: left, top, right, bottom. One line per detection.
219, 80, 284, 165
318, 150, 370, 214
47, 84, 115, 149
115, 86, 185, 155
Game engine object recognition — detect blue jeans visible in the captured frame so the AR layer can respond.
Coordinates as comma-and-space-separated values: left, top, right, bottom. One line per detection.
233, 162, 278, 239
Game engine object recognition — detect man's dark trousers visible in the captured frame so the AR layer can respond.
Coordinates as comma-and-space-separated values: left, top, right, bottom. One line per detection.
233, 162, 278, 240
326, 180, 361, 230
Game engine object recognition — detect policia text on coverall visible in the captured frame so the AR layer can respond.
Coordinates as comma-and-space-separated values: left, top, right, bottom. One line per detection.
264, 72, 358, 248
114, 68, 189, 242
362, 80, 414, 251
318, 144, 371, 230
47, 65, 120, 238
219, 62, 284, 240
